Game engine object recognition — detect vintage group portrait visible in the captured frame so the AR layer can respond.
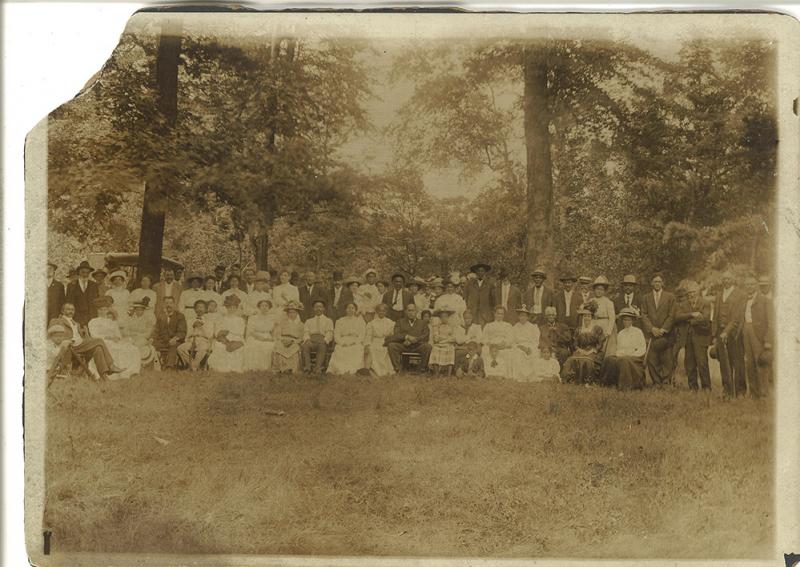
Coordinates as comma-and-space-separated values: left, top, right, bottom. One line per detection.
22, 7, 800, 566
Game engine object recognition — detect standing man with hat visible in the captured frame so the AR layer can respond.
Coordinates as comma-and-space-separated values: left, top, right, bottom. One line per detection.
328, 271, 348, 322
614, 275, 644, 329
360, 269, 382, 316
383, 273, 414, 322
641, 273, 677, 386
554, 273, 582, 329
464, 262, 495, 326
713, 271, 746, 397
66, 260, 100, 327
578, 276, 593, 306
523, 267, 555, 325
47, 261, 66, 325
92, 268, 109, 298
737, 275, 772, 398
492, 268, 522, 323
674, 280, 712, 391
213, 265, 227, 293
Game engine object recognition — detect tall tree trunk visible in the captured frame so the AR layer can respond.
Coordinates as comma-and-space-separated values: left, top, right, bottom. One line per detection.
522, 48, 555, 279
137, 21, 181, 285
251, 227, 269, 270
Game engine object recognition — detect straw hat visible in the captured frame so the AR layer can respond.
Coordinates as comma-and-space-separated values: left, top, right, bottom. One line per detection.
284, 300, 303, 313
344, 275, 361, 286
578, 275, 592, 285
255, 270, 271, 283
223, 294, 241, 307
622, 274, 638, 285
592, 276, 610, 288
531, 266, 547, 278
109, 270, 127, 282
617, 306, 640, 319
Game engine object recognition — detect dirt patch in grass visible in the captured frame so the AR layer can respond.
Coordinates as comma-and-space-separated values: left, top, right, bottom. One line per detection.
42, 371, 773, 558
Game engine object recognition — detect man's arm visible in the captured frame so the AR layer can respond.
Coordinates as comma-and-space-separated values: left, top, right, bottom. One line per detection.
175, 314, 187, 341
386, 320, 406, 344
661, 295, 676, 333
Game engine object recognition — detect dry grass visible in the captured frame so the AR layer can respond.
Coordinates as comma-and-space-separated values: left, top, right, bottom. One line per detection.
43, 368, 773, 559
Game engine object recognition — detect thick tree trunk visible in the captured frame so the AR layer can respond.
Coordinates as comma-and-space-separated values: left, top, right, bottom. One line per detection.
522, 48, 555, 279
137, 22, 181, 285
252, 232, 269, 270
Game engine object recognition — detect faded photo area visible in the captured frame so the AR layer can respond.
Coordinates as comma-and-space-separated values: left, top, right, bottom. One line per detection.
30, 10, 785, 562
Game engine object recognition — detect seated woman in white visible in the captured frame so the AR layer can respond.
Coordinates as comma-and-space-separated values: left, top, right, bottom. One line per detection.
532, 343, 561, 382
481, 306, 514, 378
121, 300, 157, 369
105, 270, 131, 325
602, 307, 647, 390
364, 303, 395, 377
509, 306, 541, 381
129, 275, 157, 312
208, 294, 246, 372
327, 302, 367, 374
243, 299, 277, 371
88, 300, 140, 379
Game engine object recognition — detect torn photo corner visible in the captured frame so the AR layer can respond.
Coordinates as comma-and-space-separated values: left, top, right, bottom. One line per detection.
24, 7, 800, 567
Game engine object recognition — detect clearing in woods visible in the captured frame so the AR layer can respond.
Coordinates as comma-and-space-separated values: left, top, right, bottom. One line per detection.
43, 371, 773, 558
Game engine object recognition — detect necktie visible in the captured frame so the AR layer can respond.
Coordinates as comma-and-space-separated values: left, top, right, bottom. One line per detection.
626, 295, 632, 307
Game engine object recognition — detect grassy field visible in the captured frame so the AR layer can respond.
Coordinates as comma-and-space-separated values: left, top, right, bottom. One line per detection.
43, 368, 773, 559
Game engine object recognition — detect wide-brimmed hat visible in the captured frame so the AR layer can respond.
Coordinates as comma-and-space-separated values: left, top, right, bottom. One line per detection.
515, 304, 533, 314
284, 300, 303, 313
391, 272, 406, 281
429, 277, 445, 289
559, 273, 577, 282
433, 307, 455, 317
130, 300, 148, 310
622, 274, 638, 285
92, 268, 108, 278
410, 276, 426, 288
592, 276, 610, 288
186, 273, 204, 284
109, 270, 126, 282
578, 275, 592, 285
93, 296, 112, 308
76, 260, 93, 273
223, 294, 241, 307
363, 268, 378, 278
47, 324, 67, 336
617, 306, 640, 319
255, 270, 271, 283
470, 262, 491, 273
531, 266, 547, 278
344, 275, 361, 286
576, 307, 592, 316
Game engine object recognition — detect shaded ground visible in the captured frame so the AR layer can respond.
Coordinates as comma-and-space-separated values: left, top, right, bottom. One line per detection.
43, 370, 773, 558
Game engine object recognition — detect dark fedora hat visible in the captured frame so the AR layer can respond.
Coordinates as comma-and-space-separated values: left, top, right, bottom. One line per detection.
76, 260, 93, 273
470, 262, 491, 273
559, 273, 577, 282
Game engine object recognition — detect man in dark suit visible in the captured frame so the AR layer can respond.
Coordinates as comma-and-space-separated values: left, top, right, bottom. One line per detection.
154, 268, 183, 315
47, 262, 66, 325
383, 273, 414, 322
539, 306, 573, 367
491, 268, 522, 323
65, 260, 99, 327
464, 263, 495, 326
299, 271, 330, 321
674, 281, 712, 391
329, 271, 351, 322
641, 273, 677, 385
737, 275, 772, 398
385, 303, 432, 372
554, 273, 583, 329
522, 267, 555, 325
713, 271, 747, 397
151, 296, 187, 369
613, 274, 644, 329
213, 265, 226, 293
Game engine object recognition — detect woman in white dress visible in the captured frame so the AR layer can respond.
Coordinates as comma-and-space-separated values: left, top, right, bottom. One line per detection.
590, 275, 617, 355
121, 300, 157, 369
481, 306, 514, 378
243, 299, 277, 371
358, 269, 382, 318
272, 269, 300, 316
105, 270, 131, 323
221, 275, 248, 316
509, 306, 541, 381
429, 308, 457, 376
327, 302, 367, 374
411, 278, 430, 317
434, 279, 467, 326
88, 299, 140, 379
364, 303, 395, 377
129, 275, 157, 311
208, 295, 246, 372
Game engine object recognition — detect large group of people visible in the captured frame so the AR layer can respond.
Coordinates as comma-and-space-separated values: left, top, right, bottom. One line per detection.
45, 259, 774, 398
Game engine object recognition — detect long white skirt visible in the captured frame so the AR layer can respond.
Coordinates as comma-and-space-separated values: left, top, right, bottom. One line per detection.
327, 343, 365, 374
482, 345, 512, 378
208, 340, 244, 373
509, 343, 540, 381
365, 340, 394, 377
243, 338, 275, 371
91, 339, 140, 380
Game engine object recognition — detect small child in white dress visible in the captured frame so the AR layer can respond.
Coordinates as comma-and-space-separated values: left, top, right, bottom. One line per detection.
533, 344, 561, 382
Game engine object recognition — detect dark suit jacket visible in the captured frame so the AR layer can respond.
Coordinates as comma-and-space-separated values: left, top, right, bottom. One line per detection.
48, 279, 66, 324
491, 282, 522, 313
329, 285, 353, 321
674, 296, 712, 337
151, 310, 187, 348
522, 286, 556, 318
154, 280, 183, 314
464, 278, 495, 324
712, 287, 746, 338
613, 292, 645, 329
736, 293, 772, 344
299, 284, 330, 320
382, 289, 415, 321
65, 280, 99, 327
641, 290, 676, 338
555, 289, 584, 328
386, 317, 430, 346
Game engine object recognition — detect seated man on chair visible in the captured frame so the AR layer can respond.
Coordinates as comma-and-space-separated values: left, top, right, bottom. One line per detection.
385, 303, 432, 373
48, 302, 124, 380
177, 299, 213, 371
301, 299, 334, 375
151, 296, 187, 369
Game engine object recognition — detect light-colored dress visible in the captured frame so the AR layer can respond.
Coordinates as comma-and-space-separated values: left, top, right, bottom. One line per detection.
208, 314, 246, 372
364, 316, 395, 376
243, 314, 276, 371
202, 290, 223, 310
272, 283, 300, 315
592, 296, 616, 337
221, 288, 248, 315
357, 284, 381, 315
510, 321, 541, 381
430, 321, 457, 366
88, 317, 140, 379
180, 289, 207, 320
434, 293, 467, 325
106, 287, 131, 321
327, 316, 367, 374
129, 288, 157, 309
481, 320, 514, 377
272, 318, 304, 372
120, 312, 157, 366
533, 357, 561, 382
246, 290, 274, 317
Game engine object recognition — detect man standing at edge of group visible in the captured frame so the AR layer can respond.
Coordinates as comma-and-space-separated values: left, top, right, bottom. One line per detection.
66, 260, 99, 327
555, 273, 582, 329
464, 262, 495, 326
641, 273, 676, 386
523, 266, 555, 326
385, 303, 432, 372
737, 275, 772, 398
713, 271, 746, 397
492, 268, 522, 323
47, 261, 66, 325
383, 273, 414, 322
674, 280, 712, 391
329, 271, 350, 322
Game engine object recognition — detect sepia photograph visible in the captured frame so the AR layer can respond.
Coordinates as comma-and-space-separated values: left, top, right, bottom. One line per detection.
22, 8, 800, 565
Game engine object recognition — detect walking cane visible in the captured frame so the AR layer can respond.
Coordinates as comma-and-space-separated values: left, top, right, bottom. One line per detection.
643, 338, 652, 385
